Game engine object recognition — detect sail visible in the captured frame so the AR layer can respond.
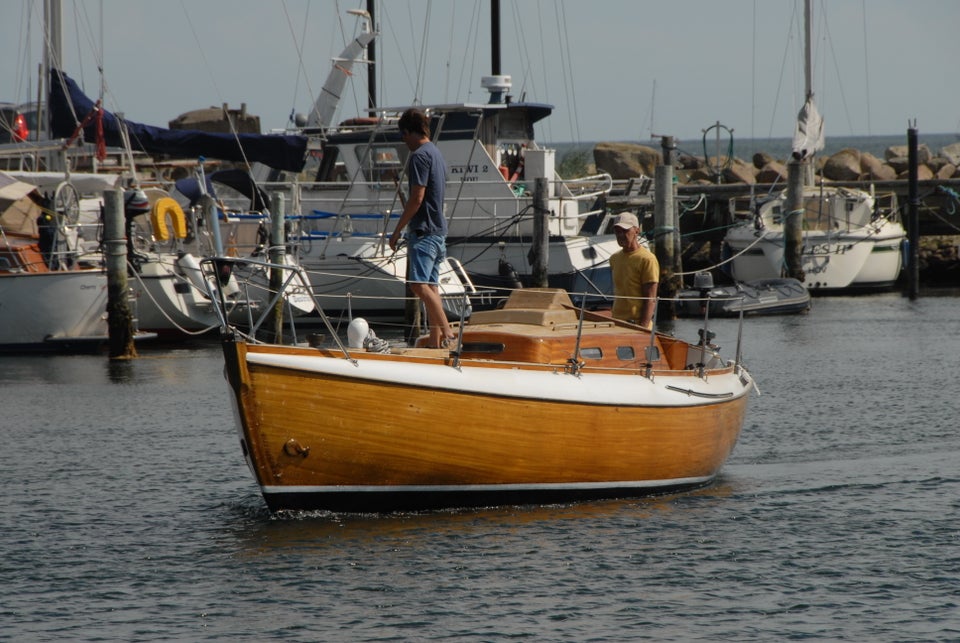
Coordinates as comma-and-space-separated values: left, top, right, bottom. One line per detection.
791, 95, 824, 161
48, 70, 308, 172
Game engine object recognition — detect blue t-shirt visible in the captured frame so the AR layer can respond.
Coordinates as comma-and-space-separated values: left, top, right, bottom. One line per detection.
407, 141, 447, 236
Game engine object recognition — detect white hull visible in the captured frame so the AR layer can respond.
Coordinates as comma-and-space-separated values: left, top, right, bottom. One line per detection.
724, 187, 905, 293
296, 235, 470, 316
725, 224, 904, 291
0, 270, 108, 349
128, 256, 222, 334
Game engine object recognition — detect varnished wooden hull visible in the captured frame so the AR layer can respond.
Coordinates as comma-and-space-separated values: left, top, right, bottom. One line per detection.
222, 337, 752, 512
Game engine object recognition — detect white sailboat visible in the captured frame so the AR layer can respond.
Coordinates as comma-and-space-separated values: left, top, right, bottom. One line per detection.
122, 171, 316, 336
0, 171, 123, 351
722, 0, 905, 293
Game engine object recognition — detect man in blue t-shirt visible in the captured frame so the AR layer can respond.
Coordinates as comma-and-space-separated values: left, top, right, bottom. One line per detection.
389, 108, 454, 348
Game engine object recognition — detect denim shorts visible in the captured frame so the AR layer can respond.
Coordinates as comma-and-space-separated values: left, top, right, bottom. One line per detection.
407, 232, 446, 284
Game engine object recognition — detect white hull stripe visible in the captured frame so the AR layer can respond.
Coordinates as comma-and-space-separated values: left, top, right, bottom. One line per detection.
262, 476, 714, 494
246, 353, 751, 407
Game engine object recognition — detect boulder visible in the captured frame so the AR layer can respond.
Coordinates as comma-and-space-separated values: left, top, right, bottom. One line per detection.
860, 152, 897, 181
677, 153, 704, 170
756, 160, 788, 183
752, 151, 775, 169
822, 148, 862, 181
941, 142, 960, 166
686, 168, 716, 183
722, 158, 757, 184
887, 156, 909, 175
885, 143, 931, 164
936, 163, 957, 180
898, 165, 934, 180
593, 142, 661, 179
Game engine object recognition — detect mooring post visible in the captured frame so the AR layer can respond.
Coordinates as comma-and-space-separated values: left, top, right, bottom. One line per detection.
654, 136, 678, 320
907, 122, 920, 300
530, 177, 549, 288
784, 160, 805, 281
269, 192, 286, 342
103, 188, 137, 359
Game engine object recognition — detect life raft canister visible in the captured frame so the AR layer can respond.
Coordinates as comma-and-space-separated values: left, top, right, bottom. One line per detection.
150, 197, 188, 241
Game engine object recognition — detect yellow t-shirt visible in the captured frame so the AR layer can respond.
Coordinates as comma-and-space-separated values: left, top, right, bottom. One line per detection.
609, 246, 659, 322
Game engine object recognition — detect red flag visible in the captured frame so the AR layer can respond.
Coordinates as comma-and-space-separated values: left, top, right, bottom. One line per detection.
95, 104, 106, 161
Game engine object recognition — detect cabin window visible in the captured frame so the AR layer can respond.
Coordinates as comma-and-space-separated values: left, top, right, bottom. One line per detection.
581, 347, 603, 360
358, 145, 403, 185
315, 147, 348, 183
616, 346, 636, 360
461, 342, 504, 354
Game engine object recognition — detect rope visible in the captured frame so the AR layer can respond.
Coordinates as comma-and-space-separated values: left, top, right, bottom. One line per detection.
126, 260, 219, 336
674, 231, 773, 277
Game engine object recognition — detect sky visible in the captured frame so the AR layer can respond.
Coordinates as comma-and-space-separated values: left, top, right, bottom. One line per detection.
4, 0, 959, 149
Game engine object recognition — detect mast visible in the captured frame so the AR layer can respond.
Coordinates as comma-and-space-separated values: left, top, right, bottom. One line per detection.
43, 0, 63, 169
803, 0, 813, 101
366, 0, 376, 115
481, 0, 510, 103
491, 0, 501, 76
785, 0, 814, 283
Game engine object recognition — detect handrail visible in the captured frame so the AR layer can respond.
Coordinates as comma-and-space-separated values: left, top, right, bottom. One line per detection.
199, 255, 355, 361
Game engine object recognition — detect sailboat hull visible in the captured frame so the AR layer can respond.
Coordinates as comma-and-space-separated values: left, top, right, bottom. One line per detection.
0, 270, 109, 351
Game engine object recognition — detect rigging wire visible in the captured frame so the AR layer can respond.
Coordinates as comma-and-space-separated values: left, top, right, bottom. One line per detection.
279, 0, 316, 129
414, 0, 433, 103
765, 3, 799, 140
556, 0, 580, 144
751, 0, 757, 141
861, 0, 872, 135
819, 5, 855, 135
177, 0, 252, 173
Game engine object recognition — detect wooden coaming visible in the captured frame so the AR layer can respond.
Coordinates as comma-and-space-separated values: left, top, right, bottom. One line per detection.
0, 234, 49, 273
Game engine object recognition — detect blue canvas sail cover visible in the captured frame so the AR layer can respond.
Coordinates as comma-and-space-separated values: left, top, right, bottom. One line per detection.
48, 69, 307, 172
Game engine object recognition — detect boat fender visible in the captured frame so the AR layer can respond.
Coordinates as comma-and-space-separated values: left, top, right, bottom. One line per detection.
347, 318, 370, 349
151, 198, 188, 241
498, 258, 523, 290
175, 252, 208, 292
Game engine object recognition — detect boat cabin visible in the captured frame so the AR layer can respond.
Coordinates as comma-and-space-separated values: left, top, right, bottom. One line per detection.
421, 288, 710, 373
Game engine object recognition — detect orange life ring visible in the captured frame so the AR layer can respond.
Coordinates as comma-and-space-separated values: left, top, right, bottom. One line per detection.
150, 198, 188, 241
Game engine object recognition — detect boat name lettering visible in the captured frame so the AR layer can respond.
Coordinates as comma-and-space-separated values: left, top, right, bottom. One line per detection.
449, 164, 488, 179
804, 243, 848, 256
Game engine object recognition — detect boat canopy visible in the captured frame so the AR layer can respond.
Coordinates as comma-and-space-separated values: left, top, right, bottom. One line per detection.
48, 70, 308, 172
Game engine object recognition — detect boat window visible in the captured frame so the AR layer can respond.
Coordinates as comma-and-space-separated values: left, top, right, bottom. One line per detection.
616, 346, 636, 360
581, 347, 602, 360
460, 342, 504, 354
315, 147, 347, 183
496, 111, 532, 139
357, 145, 404, 185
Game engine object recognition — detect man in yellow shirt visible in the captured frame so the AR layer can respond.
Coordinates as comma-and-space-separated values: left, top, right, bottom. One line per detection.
609, 212, 659, 329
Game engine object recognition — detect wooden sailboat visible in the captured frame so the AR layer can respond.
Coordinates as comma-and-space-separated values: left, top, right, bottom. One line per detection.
209, 257, 755, 513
